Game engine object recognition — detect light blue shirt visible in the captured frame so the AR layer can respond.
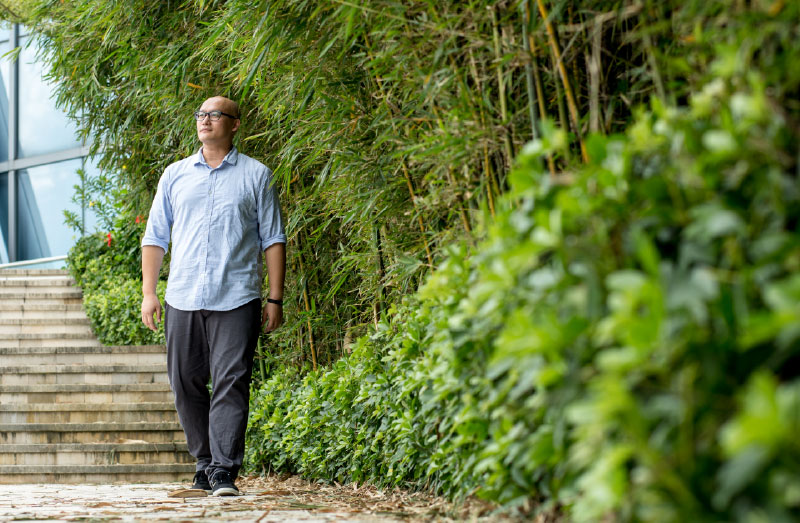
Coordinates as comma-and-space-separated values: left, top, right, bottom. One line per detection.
142, 147, 286, 311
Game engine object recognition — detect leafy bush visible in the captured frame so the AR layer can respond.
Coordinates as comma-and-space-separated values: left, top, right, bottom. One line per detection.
246, 79, 800, 520
67, 214, 166, 346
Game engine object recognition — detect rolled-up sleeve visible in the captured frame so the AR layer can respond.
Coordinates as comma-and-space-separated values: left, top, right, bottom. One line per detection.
141, 169, 173, 253
257, 167, 286, 250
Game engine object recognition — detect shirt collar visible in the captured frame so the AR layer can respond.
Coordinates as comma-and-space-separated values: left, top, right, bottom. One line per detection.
194, 146, 239, 167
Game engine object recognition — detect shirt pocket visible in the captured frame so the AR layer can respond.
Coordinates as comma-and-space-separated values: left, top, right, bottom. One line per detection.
219, 187, 256, 252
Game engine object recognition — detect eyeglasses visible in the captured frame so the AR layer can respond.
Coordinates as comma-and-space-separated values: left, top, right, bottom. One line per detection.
193, 110, 238, 121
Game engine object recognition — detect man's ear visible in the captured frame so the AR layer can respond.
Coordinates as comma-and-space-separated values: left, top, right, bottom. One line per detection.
231, 118, 241, 133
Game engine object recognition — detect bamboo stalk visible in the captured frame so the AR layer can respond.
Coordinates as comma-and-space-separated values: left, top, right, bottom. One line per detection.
536, 0, 589, 163
375, 225, 386, 316
300, 275, 318, 371
363, 31, 434, 268
527, 25, 557, 176
288, 179, 318, 371
467, 47, 498, 217
448, 166, 473, 236
588, 17, 603, 133
522, 0, 540, 140
491, 5, 514, 171
641, 23, 666, 101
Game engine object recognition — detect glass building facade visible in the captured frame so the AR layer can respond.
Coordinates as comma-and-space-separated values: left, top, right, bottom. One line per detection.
0, 24, 96, 266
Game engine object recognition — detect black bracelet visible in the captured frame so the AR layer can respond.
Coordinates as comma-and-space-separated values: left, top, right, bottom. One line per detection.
267, 298, 283, 307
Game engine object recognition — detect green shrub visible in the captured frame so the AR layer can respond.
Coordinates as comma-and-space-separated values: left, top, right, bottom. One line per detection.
67, 213, 167, 346
246, 78, 800, 520
83, 277, 166, 346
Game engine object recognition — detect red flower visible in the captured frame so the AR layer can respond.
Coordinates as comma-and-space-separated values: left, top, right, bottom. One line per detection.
106, 233, 112, 247
135, 216, 140, 224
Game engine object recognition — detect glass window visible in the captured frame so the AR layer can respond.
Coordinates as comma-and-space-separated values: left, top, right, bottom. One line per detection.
17, 35, 80, 158
0, 171, 8, 263
16, 158, 82, 260
0, 39, 9, 162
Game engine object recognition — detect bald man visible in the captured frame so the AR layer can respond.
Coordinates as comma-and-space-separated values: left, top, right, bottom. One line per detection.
141, 96, 286, 496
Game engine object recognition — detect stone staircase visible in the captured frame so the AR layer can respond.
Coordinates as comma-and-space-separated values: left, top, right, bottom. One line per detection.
0, 268, 194, 484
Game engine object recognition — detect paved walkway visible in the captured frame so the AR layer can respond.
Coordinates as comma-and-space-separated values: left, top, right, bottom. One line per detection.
0, 475, 502, 522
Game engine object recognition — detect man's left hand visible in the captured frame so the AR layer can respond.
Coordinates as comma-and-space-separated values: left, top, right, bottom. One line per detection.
262, 301, 283, 332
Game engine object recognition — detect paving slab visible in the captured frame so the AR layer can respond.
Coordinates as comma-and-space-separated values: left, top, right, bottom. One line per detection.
0, 475, 510, 522
0, 482, 398, 522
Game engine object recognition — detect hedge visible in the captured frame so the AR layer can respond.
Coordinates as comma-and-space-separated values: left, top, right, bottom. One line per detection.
245, 80, 800, 520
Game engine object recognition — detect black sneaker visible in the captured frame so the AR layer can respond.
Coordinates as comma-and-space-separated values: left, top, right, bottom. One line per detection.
209, 470, 239, 496
191, 470, 212, 492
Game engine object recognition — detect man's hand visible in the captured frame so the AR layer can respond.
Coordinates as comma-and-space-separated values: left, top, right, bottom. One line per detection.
262, 301, 283, 332
141, 293, 163, 332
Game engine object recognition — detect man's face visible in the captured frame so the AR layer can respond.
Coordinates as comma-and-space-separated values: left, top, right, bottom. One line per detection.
196, 97, 240, 145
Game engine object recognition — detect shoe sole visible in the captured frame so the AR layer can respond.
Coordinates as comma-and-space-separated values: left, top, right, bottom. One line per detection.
212, 487, 240, 496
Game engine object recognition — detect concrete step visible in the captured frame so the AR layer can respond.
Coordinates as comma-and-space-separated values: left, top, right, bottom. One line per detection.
0, 364, 169, 386
0, 297, 84, 307
0, 311, 89, 320
0, 443, 191, 466
0, 288, 83, 298
0, 303, 84, 311
0, 269, 69, 276
0, 464, 195, 484
0, 403, 178, 424
0, 345, 166, 365
0, 277, 76, 287
0, 422, 185, 444
0, 383, 174, 404
0, 323, 94, 336
0, 338, 103, 349
0, 317, 90, 325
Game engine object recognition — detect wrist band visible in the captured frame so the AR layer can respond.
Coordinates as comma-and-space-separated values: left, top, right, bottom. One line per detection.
267, 298, 283, 306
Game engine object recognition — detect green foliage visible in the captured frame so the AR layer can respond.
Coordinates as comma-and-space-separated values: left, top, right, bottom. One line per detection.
66, 214, 166, 346
246, 80, 800, 520
17, 0, 758, 368
9, 0, 799, 518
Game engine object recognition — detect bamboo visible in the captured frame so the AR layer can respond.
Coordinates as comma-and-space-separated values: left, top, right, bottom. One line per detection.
375, 225, 386, 316
522, 0, 540, 140
288, 179, 318, 371
536, 0, 589, 163
448, 166, 473, 235
301, 275, 318, 371
467, 47, 498, 217
491, 5, 514, 171
527, 24, 557, 176
588, 18, 603, 133
363, 31, 434, 268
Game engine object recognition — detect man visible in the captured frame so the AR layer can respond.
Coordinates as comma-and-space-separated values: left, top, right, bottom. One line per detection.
141, 96, 286, 496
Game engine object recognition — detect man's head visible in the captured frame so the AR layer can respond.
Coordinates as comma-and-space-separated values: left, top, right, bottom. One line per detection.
195, 96, 241, 148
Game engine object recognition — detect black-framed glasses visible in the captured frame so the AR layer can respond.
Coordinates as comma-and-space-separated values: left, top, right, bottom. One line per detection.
193, 110, 238, 121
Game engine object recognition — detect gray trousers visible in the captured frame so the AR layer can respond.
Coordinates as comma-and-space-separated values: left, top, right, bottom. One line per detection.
164, 299, 261, 479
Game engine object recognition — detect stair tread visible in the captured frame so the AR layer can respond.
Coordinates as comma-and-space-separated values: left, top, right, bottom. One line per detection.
0, 422, 182, 431
0, 364, 167, 374
0, 442, 188, 452
0, 318, 90, 325
0, 403, 175, 412
0, 383, 172, 392
0, 464, 195, 473
0, 345, 165, 354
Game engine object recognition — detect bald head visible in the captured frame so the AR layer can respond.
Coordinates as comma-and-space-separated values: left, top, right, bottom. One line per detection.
201, 96, 240, 119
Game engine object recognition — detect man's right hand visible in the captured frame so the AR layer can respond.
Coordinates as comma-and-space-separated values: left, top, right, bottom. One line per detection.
141, 293, 162, 331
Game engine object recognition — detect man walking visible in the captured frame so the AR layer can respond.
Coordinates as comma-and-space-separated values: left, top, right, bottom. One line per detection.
140, 96, 286, 496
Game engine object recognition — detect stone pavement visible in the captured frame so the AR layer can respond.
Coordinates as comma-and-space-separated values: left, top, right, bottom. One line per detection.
0, 483, 399, 522
0, 475, 506, 522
